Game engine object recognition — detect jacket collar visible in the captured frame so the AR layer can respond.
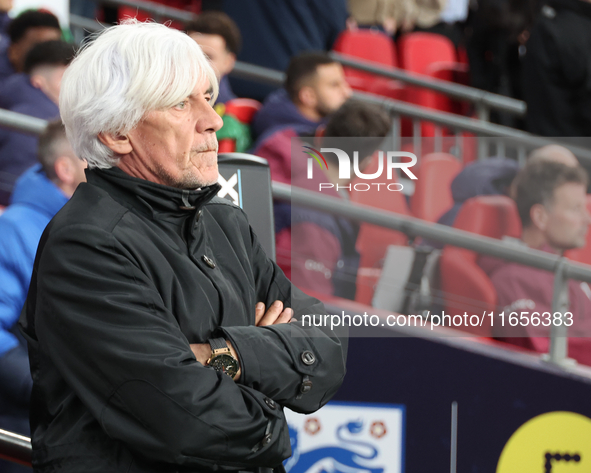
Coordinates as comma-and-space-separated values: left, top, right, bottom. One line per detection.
86, 167, 221, 219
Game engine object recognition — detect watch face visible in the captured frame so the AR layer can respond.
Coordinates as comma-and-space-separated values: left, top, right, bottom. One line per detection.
209, 353, 239, 378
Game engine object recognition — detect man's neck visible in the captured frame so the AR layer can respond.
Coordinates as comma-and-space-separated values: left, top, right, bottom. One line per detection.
521, 226, 562, 254
296, 103, 321, 122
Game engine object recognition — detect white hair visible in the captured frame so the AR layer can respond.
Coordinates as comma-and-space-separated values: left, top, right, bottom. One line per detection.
60, 20, 219, 169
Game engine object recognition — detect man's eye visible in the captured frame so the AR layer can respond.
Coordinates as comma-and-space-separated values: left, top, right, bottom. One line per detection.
175, 101, 187, 110
205, 95, 212, 103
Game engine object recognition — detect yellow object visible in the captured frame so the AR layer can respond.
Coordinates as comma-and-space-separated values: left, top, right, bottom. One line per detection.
496, 411, 591, 472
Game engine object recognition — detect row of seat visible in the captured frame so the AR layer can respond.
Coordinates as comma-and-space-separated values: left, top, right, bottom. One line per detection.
333, 30, 471, 137
352, 154, 591, 314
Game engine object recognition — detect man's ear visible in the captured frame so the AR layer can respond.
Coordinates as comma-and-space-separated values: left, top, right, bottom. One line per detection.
298, 86, 317, 108
30, 73, 46, 91
98, 132, 133, 155
530, 203, 549, 231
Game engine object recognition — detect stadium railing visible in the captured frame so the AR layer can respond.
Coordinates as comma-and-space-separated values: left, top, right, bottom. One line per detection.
0, 428, 31, 467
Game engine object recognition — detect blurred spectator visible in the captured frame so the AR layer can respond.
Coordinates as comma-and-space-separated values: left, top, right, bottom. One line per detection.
252, 52, 352, 142
0, 121, 85, 473
223, 0, 348, 100
347, 0, 413, 35
466, 0, 541, 126
522, 0, 591, 136
437, 145, 579, 233
437, 157, 519, 228
258, 101, 391, 298
186, 11, 241, 105
0, 9, 61, 82
528, 144, 580, 166
0, 0, 12, 46
0, 40, 75, 205
479, 162, 591, 365
0, 39, 74, 109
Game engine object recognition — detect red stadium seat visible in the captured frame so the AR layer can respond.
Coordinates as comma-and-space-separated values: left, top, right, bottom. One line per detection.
351, 154, 411, 303
440, 195, 522, 336
397, 33, 461, 136
223, 98, 261, 124
332, 29, 403, 97
564, 194, 591, 266
410, 153, 462, 222
398, 32, 457, 74
426, 61, 471, 116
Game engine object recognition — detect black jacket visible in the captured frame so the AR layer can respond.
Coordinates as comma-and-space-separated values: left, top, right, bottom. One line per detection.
19, 168, 347, 473
523, 0, 591, 136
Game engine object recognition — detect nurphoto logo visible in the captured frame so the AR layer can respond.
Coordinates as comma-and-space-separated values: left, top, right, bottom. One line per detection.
304, 145, 418, 192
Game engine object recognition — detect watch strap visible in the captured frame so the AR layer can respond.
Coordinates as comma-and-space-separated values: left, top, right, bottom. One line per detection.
208, 337, 229, 353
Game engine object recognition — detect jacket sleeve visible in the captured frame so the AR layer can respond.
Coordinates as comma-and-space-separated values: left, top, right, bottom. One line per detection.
27, 224, 291, 469
0, 220, 33, 403
222, 221, 348, 414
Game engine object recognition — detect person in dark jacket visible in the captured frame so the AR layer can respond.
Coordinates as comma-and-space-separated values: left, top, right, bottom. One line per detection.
0, 121, 85, 473
19, 21, 347, 473
0, 10, 61, 83
522, 0, 591, 136
0, 40, 75, 205
437, 157, 520, 228
223, 0, 348, 100
252, 52, 352, 143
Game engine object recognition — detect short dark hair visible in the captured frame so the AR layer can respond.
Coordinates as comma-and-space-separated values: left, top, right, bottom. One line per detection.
186, 11, 241, 55
514, 161, 588, 227
24, 40, 76, 74
322, 100, 392, 163
284, 52, 336, 102
8, 10, 61, 44
38, 120, 69, 181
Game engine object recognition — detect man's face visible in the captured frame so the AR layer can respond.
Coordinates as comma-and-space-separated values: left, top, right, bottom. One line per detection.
542, 182, 590, 250
189, 33, 234, 79
310, 63, 352, 117
9, 27, 61, 72
125, 79, 223, 189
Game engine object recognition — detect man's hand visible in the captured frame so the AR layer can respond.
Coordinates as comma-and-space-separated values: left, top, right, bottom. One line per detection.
255, 301, 294, 326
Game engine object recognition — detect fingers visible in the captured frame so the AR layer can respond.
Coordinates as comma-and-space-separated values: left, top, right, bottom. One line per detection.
256, 301, 295, 326
257, 300, 284, 326
277, 307, 293, 324
255, 302, 265, 325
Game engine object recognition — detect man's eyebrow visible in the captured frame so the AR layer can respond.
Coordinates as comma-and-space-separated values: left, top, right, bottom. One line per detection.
205, 87, 213, 96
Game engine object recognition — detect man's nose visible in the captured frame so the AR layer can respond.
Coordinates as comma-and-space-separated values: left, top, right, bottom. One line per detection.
197, 100, 224, 133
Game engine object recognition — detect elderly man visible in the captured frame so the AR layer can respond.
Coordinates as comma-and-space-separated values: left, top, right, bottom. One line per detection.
19, 21, 346, 473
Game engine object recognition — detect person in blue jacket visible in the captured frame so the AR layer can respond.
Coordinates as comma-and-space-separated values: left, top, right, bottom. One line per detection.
0, 120, 85, 473
0, 40, 75, 205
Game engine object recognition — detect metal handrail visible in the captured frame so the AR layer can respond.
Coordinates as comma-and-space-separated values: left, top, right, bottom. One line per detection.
330, 52, 526, 118
0, 429, 31, 466
228, 62, 591, 164
272, 182, 591, 284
